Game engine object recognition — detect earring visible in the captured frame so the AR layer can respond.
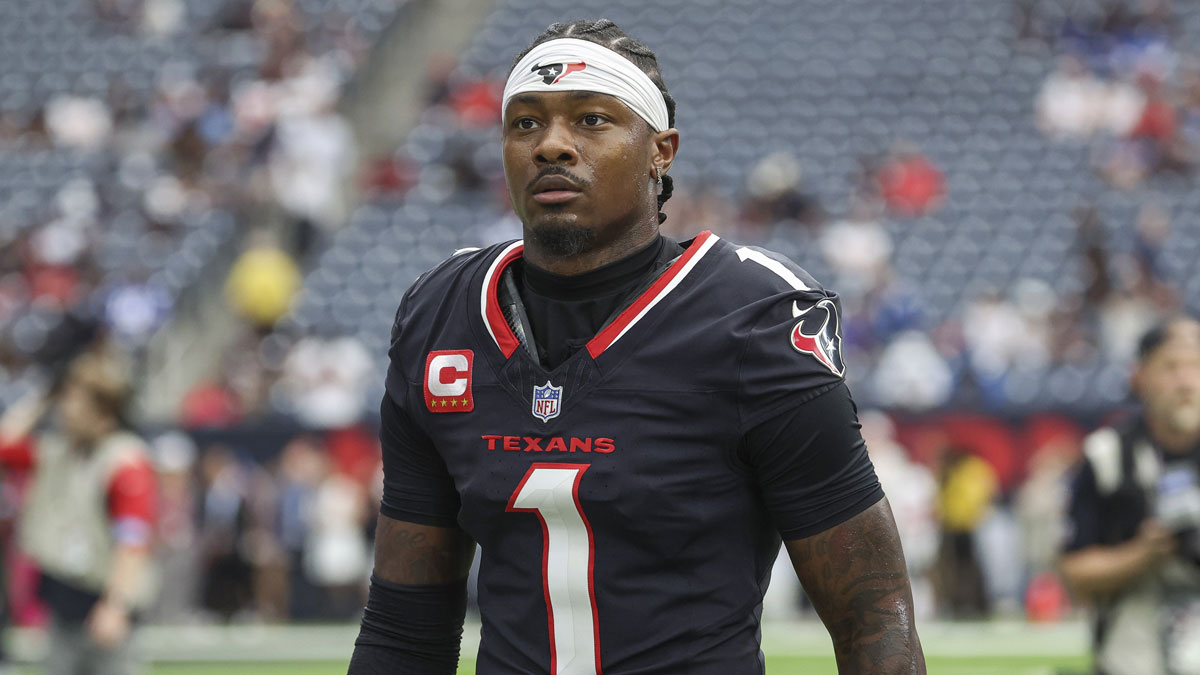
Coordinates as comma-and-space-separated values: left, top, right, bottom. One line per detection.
655, 167, 663, 185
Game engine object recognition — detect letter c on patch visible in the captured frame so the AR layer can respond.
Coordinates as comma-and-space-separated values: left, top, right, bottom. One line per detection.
428, 353, 469, 396
424, 349, 474, 413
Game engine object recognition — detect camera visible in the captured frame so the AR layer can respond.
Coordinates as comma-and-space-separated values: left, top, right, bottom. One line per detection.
1156, 464, 1200, 566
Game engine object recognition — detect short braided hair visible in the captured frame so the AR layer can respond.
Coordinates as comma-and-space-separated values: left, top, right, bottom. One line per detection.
511, 19, 677, 224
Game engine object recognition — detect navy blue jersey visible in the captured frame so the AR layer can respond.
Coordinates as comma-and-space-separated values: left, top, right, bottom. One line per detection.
380, 231, 882, 674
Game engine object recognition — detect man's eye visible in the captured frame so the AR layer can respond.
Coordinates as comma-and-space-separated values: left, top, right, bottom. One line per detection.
516, 118, 538, 130
582, 114, 605, 126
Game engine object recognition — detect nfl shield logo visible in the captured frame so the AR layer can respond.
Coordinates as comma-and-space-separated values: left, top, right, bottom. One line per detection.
532, 380, 563, 422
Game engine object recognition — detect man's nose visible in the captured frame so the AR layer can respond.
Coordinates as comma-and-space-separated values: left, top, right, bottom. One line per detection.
534, 120, 576, 164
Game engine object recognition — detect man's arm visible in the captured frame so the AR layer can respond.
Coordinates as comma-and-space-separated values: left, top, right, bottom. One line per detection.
0, 390, 49, 470
785, 497, 925, 675
1058, 518, 1175, 600
0, 389, 48, 444
87, 544, 150, 648
372, 515, 476, 585
347, 516, 476, 675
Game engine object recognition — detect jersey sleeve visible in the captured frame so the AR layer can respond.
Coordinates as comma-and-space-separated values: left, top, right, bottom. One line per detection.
107, 458, 157, 548
742, 382, 883, 540
737, 285, 848, 431
0, 435, 35, 471
379, 294, 462, 528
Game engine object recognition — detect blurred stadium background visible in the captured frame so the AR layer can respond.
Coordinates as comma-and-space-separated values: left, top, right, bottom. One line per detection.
1, 0, 1198, 671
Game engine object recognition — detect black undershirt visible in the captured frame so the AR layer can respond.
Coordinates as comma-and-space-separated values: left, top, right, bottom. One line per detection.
518, 235, 683, 370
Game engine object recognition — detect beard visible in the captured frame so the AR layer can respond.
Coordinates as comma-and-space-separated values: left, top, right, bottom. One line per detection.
529, 221, 597, 259
1167, 399, 1200, 437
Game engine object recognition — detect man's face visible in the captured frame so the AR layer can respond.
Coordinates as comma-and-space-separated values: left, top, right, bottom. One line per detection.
502, 90, 658, 257
57, 380, 109, 442
1135, 322, 1200, 439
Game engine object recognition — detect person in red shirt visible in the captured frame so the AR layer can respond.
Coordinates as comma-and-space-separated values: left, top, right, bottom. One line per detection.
0, 352, 157, 675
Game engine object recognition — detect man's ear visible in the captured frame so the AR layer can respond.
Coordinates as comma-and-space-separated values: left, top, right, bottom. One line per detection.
650, 128, 680, 176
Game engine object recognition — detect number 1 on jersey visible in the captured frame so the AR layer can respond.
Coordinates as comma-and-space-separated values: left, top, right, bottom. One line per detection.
506, 464, 602, 675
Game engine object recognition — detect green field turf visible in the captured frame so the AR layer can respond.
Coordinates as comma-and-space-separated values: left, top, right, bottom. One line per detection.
8, 619, 1092, 673
13, 654, 1089, 674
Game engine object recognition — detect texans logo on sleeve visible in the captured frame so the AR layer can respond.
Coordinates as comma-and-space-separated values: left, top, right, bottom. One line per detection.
790, 298, 845, 377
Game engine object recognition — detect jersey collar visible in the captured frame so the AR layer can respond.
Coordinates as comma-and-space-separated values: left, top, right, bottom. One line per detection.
479, 231, 719, 359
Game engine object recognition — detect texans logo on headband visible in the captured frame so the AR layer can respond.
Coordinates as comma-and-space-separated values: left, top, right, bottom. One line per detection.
505, 39, 669, 131
790, 298, 845, 377
533, 61, 586, 85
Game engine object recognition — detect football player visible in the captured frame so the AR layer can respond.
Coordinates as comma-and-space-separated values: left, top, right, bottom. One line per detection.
349, 19, 925, 675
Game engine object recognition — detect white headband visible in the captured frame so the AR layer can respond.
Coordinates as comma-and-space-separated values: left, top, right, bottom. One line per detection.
502, 38, 670, 132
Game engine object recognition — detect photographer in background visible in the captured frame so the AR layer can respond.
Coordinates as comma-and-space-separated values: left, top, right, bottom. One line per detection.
0, 350, 158, 675
1060, 317, 1200, 675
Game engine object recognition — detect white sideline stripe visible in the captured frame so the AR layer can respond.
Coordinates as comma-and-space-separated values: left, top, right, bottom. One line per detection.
605, 232, 720, 349
480, 240, 524, 350
5, 619, 1090, 663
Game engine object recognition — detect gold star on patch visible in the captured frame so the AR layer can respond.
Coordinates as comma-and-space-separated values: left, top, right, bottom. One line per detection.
450, 399, 458, 407
460, 398, 469, 406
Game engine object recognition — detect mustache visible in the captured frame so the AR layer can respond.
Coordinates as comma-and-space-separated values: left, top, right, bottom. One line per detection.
526, 166, 590, 192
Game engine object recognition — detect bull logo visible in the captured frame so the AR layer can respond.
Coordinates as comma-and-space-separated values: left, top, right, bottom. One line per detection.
790, 299, 845, 377
532, 61, 586, 85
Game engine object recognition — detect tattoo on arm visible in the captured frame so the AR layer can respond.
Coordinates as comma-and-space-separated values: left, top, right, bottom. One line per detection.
785, 497, 926, 674
373, 515, 476, 585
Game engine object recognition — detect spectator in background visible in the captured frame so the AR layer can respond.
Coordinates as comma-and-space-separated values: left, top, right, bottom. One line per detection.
196, 444, 253, 621
0, 351, 158, 675
820, 199, 892, 301
1016, 439, 1075, 583
179, 371, 244, 429
1134, 201, 1172, 287
148, 431, 199, 623
741, 152, 824, 230
278, 335, 372, 428
1060, 318, 1200, 675
871, 330, 955, 411
934, 447, 998, 618
961, 288, 1050, 404
878, 142, 945, 217
1036, 54, 1109, 138
861, 411, 939, 619
303, 463, 369, 619
267, 64, 357, 252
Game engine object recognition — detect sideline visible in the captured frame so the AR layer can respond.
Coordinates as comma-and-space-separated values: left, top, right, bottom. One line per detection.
5, 619, 1087, 663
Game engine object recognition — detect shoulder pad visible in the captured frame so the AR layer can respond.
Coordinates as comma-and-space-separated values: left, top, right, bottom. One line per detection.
1082, 428, 1123, 495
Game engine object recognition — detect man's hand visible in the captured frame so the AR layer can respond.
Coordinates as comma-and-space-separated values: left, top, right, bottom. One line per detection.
785, 497, 925, 674
1134, 518, 1177, 564
1059, 517, 1177, 600
86, 598, 131, 649
0, 389, 49, 445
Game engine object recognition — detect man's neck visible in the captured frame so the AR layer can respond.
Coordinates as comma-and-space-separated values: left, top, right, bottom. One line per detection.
523, 220, 658, 276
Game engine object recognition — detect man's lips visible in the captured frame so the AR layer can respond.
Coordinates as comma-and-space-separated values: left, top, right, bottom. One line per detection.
532, 190, 581, 204
529, 173, 584, 204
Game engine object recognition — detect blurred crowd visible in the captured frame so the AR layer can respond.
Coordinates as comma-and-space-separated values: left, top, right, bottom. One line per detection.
1029, 0, 1199, 186
0, 0, 373, 409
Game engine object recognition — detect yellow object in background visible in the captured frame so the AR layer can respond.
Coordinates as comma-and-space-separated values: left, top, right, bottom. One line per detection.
939, 454, 999, 533
226, 245, 301, 326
